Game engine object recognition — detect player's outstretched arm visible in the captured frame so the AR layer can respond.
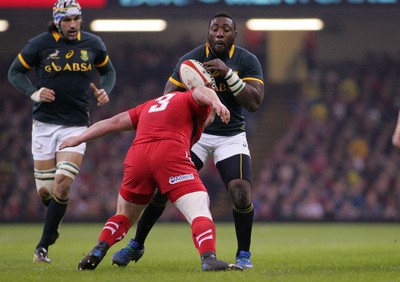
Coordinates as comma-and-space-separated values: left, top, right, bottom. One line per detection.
59, 111, 133, 149
392, 111, 400, 148
192, 86, 230, 124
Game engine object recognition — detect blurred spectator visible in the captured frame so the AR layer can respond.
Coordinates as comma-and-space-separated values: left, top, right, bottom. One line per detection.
253, 53, 400, 222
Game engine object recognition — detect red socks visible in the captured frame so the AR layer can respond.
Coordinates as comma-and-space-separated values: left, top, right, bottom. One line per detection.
97, 214, 216, 256
98, 214, 131, 247
191, 216, 216, 256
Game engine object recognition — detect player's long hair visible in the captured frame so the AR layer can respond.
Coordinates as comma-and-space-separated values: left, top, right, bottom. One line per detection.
48, 21, 58, 32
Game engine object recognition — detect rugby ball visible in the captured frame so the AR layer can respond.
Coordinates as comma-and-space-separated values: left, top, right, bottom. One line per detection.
179, 59, 216, 90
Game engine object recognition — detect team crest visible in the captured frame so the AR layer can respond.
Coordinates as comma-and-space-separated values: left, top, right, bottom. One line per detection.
80, 50, 89, 61
47, 50, 60, 60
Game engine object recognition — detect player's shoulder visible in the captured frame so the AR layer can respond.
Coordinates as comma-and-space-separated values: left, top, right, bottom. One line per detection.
30, 31, 51, 40
80, 31, 103, 42
27, 32, 53, 45
23, 31, 56, 52
233, 45, 258, 60
232, 45, 262, 72
79, 31, 107, 51
192, 44, 207, 53
182, 44, 207, 60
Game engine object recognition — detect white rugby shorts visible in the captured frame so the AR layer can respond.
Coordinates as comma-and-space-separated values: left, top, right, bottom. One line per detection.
31, 120, 87, 160
191, 132, 250, 164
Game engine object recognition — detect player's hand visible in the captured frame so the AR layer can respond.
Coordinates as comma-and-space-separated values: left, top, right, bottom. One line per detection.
392, 125, 400, 148
203, 59, 230, 77
204, 81, 217, 91
90, 83, 109, 106
214, 102, 230, 124
59, 137, 81, 150
30, 87, 55, 103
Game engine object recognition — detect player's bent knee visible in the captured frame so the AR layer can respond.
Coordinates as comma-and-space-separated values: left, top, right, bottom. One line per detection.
228, 179, 252, 208
36, 187, 52, 201
56, 161, 79, 180
34, 168, 56, 198
173, 191, 212, 225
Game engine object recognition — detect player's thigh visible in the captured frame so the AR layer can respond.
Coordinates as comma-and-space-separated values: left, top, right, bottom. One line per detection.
54, 151, 83, 189
56, 151, 83, 168
116, 194, 147, 224
31, 120, 59, 164
153, 143, 204, 199
120, 145, 156, 204
216, 154, 252, 186
191, 133, 216, 166
173, 191, 212, 224
34, 159, 57, 170
55, 125, 86, 181
32, 121, 85, 170
191, 143, 208, 169
212, 132, 250, 163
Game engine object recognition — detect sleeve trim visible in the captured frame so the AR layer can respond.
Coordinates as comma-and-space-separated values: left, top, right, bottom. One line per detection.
95, 55, 109, 68
18, 53, 32, 70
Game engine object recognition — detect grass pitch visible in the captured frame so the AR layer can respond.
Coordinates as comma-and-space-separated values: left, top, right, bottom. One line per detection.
0, 223, 399, 282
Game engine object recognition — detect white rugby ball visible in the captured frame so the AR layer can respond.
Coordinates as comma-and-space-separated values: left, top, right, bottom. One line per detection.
179, 59, 215, 90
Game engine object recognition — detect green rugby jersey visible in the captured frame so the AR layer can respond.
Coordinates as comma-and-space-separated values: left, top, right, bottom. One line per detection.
169, 43, 264, 136
17, 30, 111, 126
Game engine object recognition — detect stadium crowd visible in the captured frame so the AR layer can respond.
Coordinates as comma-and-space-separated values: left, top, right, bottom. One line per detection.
253, 54, 400, 221
1, 42, 400, 222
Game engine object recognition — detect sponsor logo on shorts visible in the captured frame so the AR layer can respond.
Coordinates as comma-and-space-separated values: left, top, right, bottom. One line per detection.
169, 173, 195, 184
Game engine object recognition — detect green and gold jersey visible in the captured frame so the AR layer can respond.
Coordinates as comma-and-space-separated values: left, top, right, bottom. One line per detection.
18, 30, 111, 126
169, 43, 264, 136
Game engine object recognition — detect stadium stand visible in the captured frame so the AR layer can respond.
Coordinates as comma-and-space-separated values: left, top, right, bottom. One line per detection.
1, 42, 400, 222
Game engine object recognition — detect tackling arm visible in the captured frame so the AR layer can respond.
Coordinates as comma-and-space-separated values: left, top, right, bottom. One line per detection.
392, 111, 400, 148
192, 86, 230, 125
59, 111, 133, 149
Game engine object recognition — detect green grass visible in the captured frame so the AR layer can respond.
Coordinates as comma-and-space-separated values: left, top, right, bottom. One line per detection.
0, 223, 399, 282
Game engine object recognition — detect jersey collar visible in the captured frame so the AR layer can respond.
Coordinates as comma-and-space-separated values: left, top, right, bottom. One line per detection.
51, 30, 82, 41
205, 42, 235, 59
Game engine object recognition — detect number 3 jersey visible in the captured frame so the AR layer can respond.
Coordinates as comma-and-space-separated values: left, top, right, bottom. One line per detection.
122, 89, 211, 202
128, 90, 212, 150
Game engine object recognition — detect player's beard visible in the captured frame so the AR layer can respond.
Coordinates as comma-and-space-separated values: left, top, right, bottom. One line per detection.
62, 29, 78, 41
209, 39, 234, 58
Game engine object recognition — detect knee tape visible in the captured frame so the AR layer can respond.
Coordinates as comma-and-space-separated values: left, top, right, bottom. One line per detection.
173, 191, 212, 225
34, 168, 56, 196
56, 161, 79, 180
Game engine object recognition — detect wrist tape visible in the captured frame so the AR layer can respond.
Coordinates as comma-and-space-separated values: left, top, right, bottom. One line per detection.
31, 90, 41, 102
224, 69, 246, 96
